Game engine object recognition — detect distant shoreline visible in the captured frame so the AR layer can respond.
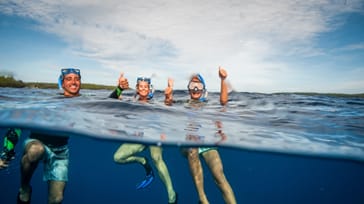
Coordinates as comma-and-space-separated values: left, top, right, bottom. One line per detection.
0, 75, 115, 90
1, 81, 116, 90
273, 92, 364, 98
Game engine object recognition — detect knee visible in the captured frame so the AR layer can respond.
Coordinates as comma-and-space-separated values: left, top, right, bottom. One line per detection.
113, 152, 121, 162
24, 142, 45, 163
113, 152, 126, 163
213, 170, 227, 185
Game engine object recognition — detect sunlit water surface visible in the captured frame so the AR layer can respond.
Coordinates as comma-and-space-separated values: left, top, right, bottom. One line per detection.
0, 88, 363, 204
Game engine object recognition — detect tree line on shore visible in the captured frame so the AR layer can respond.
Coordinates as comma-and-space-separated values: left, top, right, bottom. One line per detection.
0, 75, 115, 90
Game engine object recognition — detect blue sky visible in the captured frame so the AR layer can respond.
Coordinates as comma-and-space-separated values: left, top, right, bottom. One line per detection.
0, 0, 363, 93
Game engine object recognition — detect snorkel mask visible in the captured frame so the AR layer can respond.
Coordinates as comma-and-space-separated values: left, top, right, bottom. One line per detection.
136, 77, 154, 99
188, 73, 207, 102
58, 68, 81, 90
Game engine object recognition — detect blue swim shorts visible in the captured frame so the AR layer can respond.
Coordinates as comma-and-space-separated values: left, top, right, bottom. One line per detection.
25, 139, 69, 182
198, 147, 217, 155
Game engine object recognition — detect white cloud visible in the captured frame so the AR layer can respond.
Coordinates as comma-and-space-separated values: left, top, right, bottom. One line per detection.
338, 42, 364, 51
1, 0, 363, 92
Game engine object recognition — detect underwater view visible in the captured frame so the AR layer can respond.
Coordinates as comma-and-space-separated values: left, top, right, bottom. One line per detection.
1, 1, 364, 203
1, 87, 364, 204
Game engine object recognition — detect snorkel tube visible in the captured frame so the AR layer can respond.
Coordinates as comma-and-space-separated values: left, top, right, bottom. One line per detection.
148, 84, 154, 99
198, 74, 207, 102
58, 75, 63, 90
197, 74, 206, 90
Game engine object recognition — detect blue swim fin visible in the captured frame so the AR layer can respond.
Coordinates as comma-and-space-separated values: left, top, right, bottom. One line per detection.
136, 171, 154, 189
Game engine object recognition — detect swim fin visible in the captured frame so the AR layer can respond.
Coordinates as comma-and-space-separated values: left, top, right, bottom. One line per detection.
136, 170, 154, 189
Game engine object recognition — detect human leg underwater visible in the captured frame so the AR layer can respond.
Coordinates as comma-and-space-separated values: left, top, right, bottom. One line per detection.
202, 149, 236, 204
187, 148, 209, 204
113, 143, 154, 189
18, 140, 45, 203
48, 181, 66, 204
149, 145, 177, 203
43, 144, 69, 204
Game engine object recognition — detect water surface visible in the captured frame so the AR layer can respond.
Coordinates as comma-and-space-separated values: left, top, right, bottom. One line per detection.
0, 88, 363, 203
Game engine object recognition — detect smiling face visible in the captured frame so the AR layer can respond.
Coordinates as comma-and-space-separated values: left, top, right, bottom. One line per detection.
188, 76, 204, 100
62, 73, 81, 97
136, 81, 150, 101
189, 87, 203, 100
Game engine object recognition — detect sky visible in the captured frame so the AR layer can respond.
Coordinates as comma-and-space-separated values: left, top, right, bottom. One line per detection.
0, 0, 363, 93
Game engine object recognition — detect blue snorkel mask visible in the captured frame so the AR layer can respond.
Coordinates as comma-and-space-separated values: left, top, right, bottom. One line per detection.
58, 68, 81, 90
136, 77, 154, 99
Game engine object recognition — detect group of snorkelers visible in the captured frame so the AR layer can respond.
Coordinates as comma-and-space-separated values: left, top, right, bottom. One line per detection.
0, 67, 236, 204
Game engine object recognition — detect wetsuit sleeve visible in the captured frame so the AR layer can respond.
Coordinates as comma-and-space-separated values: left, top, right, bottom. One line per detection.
109, 86, 124, 99
0, 128, 22, 161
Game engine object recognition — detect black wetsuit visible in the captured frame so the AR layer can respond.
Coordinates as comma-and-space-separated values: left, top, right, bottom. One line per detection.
109, 86, 124, 99
29, 133, 68, 147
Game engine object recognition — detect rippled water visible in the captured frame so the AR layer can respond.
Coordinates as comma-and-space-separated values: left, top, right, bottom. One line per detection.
0, 88, 363, 161
1, 87, 364, 204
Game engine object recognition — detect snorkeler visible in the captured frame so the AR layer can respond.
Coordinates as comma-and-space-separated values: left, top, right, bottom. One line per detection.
0, 68, 81, 204
109, 73, 178, 204
164, 67, 237, 204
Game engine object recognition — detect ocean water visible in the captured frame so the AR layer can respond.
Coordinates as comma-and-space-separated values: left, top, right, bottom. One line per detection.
0, 87, 363, 204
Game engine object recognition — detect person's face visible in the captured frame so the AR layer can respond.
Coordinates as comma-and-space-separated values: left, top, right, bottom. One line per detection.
136, 81, 150, 99
62, 73, 81, 97
188, 81, 204, 100
189, 89, 203, 100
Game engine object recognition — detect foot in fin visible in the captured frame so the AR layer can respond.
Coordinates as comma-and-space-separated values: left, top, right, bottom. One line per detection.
136, 161, 154, 189
135, 171, 154, 189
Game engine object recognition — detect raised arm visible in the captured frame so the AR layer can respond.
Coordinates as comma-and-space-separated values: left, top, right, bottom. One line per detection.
219, 67, 228, 105
164, 78, 174, 105
109, 72, 129, 99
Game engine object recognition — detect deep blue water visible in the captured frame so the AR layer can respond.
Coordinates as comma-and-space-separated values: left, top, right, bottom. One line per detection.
0, 88, 364, 203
